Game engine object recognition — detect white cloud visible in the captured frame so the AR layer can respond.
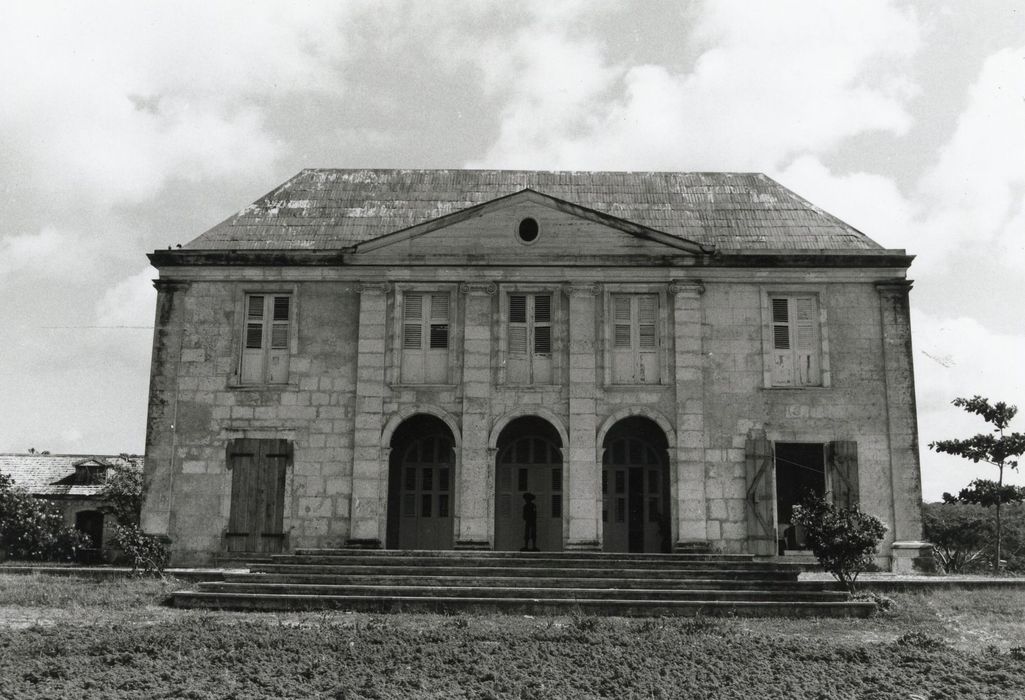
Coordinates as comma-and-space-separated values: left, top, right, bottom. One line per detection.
0, 2, 357, 208
473, 0, 920, 170
916, 46, 1025, 267
95, 267, 158, 330
913, 308, 1025, 500
0, 227, 96, 281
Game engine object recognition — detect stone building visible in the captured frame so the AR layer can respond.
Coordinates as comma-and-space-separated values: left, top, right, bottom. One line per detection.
0, 453, 142, 559
140, 169, 926, 568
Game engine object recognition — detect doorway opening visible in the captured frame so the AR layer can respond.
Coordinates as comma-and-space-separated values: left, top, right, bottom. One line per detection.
602, 416, 670, 553
386, 414, 455, 550
774, 442, 825, 550
494, 416, 563, 551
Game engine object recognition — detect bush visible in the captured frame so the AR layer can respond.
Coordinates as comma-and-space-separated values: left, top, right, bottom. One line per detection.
111, 525, 170, 576
923, 501, 1025, 573
0, 474, 91, 561
791, 495, 887, 593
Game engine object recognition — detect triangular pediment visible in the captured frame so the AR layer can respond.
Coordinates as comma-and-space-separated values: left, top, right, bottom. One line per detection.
350, 189, 712, 262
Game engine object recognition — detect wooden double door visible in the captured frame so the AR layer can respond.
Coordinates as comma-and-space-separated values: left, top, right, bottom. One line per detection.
494, 435, 563, 551
602, 436, 670, 553
226, 438, 290, 553
392, 433, 454, 550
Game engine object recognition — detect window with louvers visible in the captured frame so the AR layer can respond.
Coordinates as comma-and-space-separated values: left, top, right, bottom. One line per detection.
507, 293, 553, 384
240, 294, 291, 384
401, 292, 450, 383
770, 295, 820, 386
611, 293, 659, 384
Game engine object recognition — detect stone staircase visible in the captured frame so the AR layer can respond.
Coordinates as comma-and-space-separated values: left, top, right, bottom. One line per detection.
173, 549, 874, 617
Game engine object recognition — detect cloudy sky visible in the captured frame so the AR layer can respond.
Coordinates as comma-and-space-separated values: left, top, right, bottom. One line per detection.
1, 1, 1022, 501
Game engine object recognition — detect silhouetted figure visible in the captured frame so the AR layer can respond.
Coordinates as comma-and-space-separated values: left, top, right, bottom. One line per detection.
521, 492, 538, 551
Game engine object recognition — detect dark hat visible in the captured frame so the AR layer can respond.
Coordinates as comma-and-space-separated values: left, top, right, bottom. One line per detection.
522, 492, 536, 501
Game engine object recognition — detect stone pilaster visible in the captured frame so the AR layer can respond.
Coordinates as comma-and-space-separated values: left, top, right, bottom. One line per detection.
455, 281, 496, 548
669, 280, 708, 548
877, 280, 924, 545
141, 279, 190, 540
347, 282, 389, 547
564, 282, 602, 550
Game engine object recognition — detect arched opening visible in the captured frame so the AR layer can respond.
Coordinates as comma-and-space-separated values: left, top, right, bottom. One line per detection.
494, 416, 563, 551
602, 416, 670, 553
386, 414, 456, 550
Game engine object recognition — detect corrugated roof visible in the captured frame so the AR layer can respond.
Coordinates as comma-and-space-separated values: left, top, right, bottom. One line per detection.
184, 170, 882, 252
0, 454, 143, 497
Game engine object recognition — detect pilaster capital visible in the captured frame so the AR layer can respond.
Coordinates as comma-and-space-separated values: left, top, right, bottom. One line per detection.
875, 279, 914, 297
459, 281, 497, 296
357, 281, 391, 295
668, 280, 705, 297
152, 279, 190, 293
563, 282, 601, 297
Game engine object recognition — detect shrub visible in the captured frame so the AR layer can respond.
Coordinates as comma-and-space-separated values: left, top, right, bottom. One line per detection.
0, 473, 91, 561
791, 495, 887, 593
111, 524, 170, 576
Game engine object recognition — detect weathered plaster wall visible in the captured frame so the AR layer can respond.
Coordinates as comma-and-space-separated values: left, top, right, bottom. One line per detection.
143, 263, 922, 565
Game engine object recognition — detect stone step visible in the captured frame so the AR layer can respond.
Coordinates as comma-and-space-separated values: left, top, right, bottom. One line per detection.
248, 563, 799, 580
267, 554, 790, 571
172, 591, 875, 618
222, 572, 841, 591
193, 582, 850, 603
293, 548, 754, 562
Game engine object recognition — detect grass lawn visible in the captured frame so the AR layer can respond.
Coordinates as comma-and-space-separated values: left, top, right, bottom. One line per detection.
1, 574, 1024, 699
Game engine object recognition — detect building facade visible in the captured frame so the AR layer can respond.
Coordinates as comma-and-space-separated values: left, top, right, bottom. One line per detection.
141, 170, 926, 567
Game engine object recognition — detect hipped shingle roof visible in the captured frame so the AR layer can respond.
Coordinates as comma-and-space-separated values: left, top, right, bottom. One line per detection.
185, 169, 883, 252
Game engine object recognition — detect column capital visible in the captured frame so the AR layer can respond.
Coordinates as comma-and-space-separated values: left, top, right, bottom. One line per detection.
459, 281, 497, 296
875, 279, 914, 297
668, 280, 705, 297
563, 282, 601, 297
357, 281, 391, 295
152, 279, 190, 293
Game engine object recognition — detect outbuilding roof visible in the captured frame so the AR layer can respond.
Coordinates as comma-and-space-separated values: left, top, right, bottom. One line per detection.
184, 169, 883, 252
0, 454, 143, 498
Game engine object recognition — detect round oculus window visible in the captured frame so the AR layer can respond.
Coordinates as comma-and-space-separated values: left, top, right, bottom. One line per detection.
517, 217, 540, 243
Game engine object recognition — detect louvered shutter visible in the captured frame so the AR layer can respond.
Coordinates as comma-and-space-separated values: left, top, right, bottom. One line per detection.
267, 295, 291, 383
745, 435, 778, 555
401, 293, 424, 383
532, 294, 553, 383
827, 441, 859, 508
240, 296, 265, 383
425, 293, 449, 383
794, 296, 819, 385
770, 297, 793, 386
611, 294, 634, 382
637, 294, 659, 383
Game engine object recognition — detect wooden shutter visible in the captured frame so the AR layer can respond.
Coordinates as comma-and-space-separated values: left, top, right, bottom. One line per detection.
507, 294, 529, 383
532, 294, 553, 383
636, 294, 658, 383
425, 293, 449, 383
794, 296, 820, 385
267, 295, 291, 383
770, 297, 793, 386
401, 293, 424, 383
240, 296, 265, 384
612, 294, 634, 383
745, 435, 777, 555
507, 293, 552, 384
226, 438, 290, 553
827, 440, 859, 508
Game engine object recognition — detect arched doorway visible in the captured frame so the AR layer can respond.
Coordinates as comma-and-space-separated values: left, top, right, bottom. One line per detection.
386, 414, 455, 550
494, 416, 563, 551
602, 416, 670, 553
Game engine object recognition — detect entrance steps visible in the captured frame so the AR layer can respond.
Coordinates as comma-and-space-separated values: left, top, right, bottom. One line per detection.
173, 549, 874, 617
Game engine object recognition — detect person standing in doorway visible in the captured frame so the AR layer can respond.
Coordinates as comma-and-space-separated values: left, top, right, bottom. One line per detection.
521, 492, 538, 551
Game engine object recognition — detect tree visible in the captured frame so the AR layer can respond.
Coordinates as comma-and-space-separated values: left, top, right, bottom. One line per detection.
0, 473, 89, 561
791, 494, 887, 593
97, 455, 170, 574
930, 396, 1025, 573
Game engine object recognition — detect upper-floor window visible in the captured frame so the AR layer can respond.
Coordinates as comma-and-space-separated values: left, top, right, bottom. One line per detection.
611, 293, 660, 384
769, 295, 821, 386
507, 293, 552, 384
401, 292, 450, 383
240, 294, 291, 384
